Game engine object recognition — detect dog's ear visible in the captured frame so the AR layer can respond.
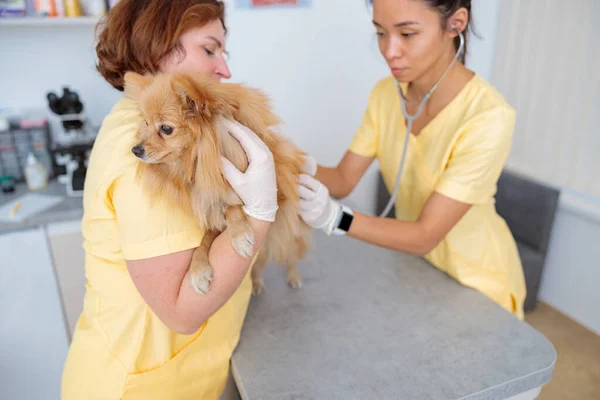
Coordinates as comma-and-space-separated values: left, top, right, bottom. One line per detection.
172, 74, 215, 118
123, 72, 154, 100
180, 89, 208, 118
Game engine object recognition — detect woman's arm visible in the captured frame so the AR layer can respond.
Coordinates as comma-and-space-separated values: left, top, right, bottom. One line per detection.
125, 119, 278, 335
308, 151, 374, 199
347, 192, 471, 255
298, 174, 471, 256
126, 218, 270, 335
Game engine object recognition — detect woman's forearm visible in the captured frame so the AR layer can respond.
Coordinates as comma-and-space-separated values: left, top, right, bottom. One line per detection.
347, 211, 434, 256
172, 218, 270, 334
316, 166, 352, 199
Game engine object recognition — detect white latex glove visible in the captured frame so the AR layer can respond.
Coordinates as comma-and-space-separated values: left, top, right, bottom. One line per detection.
220, 119, 278, 222
301, 154, 317, 176
297, 173, 341, 235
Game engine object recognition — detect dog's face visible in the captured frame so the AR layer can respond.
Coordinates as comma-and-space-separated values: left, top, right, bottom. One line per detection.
123, 72, 225, 167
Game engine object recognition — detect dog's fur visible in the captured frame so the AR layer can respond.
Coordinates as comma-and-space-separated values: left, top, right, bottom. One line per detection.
123, 71, 312, 295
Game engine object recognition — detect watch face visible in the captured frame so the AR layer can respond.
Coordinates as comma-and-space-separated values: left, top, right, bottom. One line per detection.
338, 211, 354, 232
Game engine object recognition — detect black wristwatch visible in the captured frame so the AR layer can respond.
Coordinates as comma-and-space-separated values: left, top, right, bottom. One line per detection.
332, 205, 354, 236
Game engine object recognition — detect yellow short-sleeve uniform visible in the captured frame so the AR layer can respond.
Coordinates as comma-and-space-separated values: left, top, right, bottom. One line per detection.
61, 97, 253, 399
349, 75, 526, 319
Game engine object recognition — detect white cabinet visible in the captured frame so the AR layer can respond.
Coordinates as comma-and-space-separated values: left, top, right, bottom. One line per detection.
0, 220, 242, 400
46, 221, 86, 338
0, 227, 69, 400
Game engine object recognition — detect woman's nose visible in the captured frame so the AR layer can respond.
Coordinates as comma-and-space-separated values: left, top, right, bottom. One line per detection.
383, 37, 403, 61
215, 56, 231, 80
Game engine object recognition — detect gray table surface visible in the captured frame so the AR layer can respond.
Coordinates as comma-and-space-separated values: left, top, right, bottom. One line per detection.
232, 232, 556, 400
0, 181, 83, 234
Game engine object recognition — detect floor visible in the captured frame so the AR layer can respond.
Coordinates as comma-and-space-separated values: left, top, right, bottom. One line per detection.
525, 302, 600, 400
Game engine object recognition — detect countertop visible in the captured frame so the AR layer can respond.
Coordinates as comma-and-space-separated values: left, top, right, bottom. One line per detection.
0, 181, 83, 234
232, 232, 556, 400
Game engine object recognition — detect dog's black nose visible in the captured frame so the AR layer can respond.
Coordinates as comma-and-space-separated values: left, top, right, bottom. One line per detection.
131, 145, 145, 158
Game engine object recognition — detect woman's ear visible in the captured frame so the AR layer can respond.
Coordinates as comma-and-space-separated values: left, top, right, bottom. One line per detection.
447, 7, 468, 36
123, 72, 154, 100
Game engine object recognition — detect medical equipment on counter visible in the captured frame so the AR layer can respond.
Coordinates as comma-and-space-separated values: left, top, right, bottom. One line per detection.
46, 86, 96, 197
379, 29, 465, 218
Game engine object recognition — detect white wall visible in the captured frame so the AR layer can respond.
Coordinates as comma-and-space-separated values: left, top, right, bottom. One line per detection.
224, 0, 389, 210
490, 0, 600, 334
1, 0, 501, 213
466, 0, 501, 83
490, 0, 600, 198
540, 194, 600, 335
0, 24, 120, 127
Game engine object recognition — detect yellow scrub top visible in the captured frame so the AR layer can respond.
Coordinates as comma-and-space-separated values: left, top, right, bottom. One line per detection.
349, 75, 526, 319
61, 97, 253, 399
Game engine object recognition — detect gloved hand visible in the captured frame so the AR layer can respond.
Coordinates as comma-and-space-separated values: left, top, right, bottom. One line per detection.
297, 173, 342, 235
220, 119, 278, 222
301, 154, 318, 176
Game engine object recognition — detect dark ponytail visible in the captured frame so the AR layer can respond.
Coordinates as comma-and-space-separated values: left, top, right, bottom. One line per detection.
421, 0, 473, 63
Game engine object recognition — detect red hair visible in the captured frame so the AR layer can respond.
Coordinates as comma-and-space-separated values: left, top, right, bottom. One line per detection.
95, 0, 226, 91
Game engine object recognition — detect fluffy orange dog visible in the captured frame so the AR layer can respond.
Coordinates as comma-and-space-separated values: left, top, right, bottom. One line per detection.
123, 71, 312, 295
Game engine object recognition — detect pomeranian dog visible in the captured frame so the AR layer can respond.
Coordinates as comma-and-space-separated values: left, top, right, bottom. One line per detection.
123, 71, 312, 295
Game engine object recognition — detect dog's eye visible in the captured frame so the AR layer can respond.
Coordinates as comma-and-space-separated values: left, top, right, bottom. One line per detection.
159, 125, 174, 136
145, 120, 149, 126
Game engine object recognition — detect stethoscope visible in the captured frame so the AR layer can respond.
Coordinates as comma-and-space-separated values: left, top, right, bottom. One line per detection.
378, 28, 465, 218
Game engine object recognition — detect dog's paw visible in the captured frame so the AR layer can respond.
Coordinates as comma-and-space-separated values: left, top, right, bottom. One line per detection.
189, 265, 213, 295
252, 278, 265, 295
231, 230, 255, 258
286, 269, 303, 289
287, 276, 303, 289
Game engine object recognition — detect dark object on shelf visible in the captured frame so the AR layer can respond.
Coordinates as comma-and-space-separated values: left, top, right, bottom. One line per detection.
0, 176, 16, 194
45, 85, 97, 197
51, 143, 94, 196
47, 87, 85, 131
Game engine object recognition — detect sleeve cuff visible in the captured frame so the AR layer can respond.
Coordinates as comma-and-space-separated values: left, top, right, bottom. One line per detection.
435, 180, 489, 205
348, 144, 376, 158
122, 229, 204, 260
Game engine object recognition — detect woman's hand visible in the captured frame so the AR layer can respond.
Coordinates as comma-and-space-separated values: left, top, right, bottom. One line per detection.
297, 173, 342, 235
301, 154, 318, 176
220, 119, 279, 222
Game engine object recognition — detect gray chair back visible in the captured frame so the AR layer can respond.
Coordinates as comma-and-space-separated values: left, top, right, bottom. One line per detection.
495, 170, 560, 255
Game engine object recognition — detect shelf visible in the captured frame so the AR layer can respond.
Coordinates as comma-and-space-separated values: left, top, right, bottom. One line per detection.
0, 16, 101, 27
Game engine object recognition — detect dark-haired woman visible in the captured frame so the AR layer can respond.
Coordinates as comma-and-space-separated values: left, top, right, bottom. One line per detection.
298, 0, 526, 319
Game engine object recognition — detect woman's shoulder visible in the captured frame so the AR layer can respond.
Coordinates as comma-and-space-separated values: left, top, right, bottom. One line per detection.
361, 75, 401, 113
84, 97, 143, 196
370, 75, 399, 98
464, 74, 516, 120
450, 75, 518, 150
100, 97, 144, 136
92, 97, 142, 167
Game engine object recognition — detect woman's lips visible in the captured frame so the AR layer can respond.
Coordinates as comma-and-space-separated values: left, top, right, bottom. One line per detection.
391, 67, 407, 75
